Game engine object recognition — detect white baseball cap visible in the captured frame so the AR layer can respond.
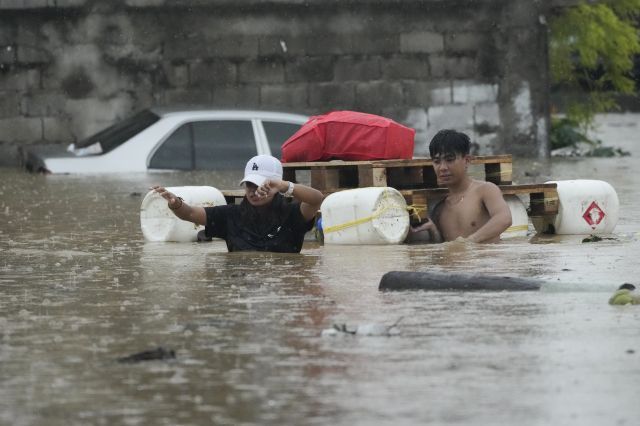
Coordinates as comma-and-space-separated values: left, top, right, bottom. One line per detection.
240, 155, 283, 186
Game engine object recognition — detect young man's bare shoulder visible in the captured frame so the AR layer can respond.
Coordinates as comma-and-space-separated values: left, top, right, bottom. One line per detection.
474, 180, 502, 194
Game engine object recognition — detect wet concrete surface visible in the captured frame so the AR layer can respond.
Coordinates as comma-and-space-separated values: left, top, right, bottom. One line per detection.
1, 114, 639, 425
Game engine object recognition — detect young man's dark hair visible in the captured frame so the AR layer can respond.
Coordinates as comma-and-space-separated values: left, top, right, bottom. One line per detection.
429, 129, 471, 158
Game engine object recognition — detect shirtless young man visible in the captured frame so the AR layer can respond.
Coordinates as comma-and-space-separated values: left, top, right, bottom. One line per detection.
409, 129, 512, 243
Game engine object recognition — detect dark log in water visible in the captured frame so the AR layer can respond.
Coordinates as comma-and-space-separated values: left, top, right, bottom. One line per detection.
379, 271, 542, 291
117, 347, 176, 363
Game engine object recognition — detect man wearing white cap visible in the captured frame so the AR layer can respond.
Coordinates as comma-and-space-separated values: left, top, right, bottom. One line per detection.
151, 155, 323, 253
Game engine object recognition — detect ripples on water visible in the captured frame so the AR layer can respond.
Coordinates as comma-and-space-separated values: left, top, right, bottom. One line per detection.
1, 115, 639, 425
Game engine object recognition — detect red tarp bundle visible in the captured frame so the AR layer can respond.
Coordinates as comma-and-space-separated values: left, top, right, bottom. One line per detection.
281, 111, 415, 162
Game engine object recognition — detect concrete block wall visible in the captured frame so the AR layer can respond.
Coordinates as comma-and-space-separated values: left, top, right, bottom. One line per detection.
0, 0, 551, 167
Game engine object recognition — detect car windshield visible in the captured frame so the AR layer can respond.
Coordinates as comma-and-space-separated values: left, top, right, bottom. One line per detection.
74, 109, 161, 153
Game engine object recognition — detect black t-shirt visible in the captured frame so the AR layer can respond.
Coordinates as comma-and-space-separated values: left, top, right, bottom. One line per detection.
204, 200, 314, 253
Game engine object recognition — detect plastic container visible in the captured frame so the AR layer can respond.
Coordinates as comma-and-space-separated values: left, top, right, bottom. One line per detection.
501, 195, 529, 239
532, 179, 619, 235
320, 187, 410, 245
140, 186, 227, 242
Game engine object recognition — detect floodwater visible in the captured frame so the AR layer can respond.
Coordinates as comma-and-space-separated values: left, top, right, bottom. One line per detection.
1, 114, 639, 426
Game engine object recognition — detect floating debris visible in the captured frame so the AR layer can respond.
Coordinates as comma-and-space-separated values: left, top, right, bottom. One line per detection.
582, 234, 617, 243
321, 317, 403, 337
609, 283, 640, 306
117, 346, 176, 363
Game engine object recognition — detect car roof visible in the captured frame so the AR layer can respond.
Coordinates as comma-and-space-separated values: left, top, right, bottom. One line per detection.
149, 107, 309, 121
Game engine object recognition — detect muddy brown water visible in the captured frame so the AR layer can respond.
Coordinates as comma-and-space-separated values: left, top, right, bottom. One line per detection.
1, 114, 639, 425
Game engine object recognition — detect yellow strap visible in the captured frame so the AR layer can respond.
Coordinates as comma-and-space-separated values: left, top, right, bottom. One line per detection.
504, 224, 529, 233
323, 212, 382, 234
406, 204, 427, 221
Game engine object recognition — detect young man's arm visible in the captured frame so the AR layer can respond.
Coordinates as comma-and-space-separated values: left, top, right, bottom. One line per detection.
259, 180, 324, 221
151, 186, 207, 226
466, 183, 512, 243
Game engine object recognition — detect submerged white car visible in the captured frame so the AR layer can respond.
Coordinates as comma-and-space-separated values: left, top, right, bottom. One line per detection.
22, 108, 308, 174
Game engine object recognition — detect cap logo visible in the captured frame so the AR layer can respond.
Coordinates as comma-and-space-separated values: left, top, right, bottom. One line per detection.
252, 162, 259, 171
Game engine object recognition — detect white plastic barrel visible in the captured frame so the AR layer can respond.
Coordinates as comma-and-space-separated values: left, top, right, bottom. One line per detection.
320, 187, 410, 245
140, 186, 227, 242
532, 179, 619, 235
501, 195, 529, 239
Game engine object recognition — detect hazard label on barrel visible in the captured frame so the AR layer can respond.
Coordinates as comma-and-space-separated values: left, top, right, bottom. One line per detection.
582, 201, 605, 228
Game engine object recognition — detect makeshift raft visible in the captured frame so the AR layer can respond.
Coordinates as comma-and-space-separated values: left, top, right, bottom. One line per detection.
220, 155, 559, 226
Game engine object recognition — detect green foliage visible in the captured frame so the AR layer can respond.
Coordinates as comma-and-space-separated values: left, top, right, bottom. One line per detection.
550, 116, 595, 150
550, 1, 640, 125
550, 116, 630, 156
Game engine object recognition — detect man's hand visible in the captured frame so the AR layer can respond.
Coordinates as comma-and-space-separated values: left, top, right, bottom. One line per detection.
410, 218, 436, 234
255, 179, 285, 198
151, 186, 181, 209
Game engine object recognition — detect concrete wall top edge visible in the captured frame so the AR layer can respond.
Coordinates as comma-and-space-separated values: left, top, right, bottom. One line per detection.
0, 0, 505, 11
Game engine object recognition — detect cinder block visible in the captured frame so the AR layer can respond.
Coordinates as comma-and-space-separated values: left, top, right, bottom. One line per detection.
452, 81, 498, 104
65, 96, 135, 139
212, 84, 260, 108
17, 45, 52, 64
0, 116, 43, 142
24, 0, 51, 9
0, 0, 22, 9
0, 70, 32, 91
445, 56, 477, 78
403, 80, 451, 107
334, 56, 381, 82
309, 82, 356, 110
163, 88, 212, 105
0, 91, 20, 118
260, 83, 308, 110
350, 33, 398, 55
475, 132, 499, 155
354, 81, 403, 114
427, 104, 474, 132
0, 142, 19, 168
190, 60, 236, 87
445, 32, 485, 53
259, 36, 290, 57
21, 92, 67, 117
125, 0, 165, 6
400, 31, 444, 54
53, 0, 87, 7
208, 37, 260, 59
0, 45, 15, 64
474, 102, 500, 127
285, 34, 354, 56
402, 108, 429, 156
381, 56, 429, 80
429, 55, 446, 78
285, 56, 333, 83
162, 62, 189, 88
238, 60, 284, 84
0, 24, 13, 45
43, 117, 73, 142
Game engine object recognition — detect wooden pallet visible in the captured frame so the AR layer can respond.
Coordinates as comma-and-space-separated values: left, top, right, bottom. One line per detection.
281, 155, 513, 191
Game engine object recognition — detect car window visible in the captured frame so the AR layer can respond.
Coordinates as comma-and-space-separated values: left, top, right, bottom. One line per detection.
263, 121, 302, 159
149, 124, 193, 170
76, 109, 160, 153
193, 121, 256, 170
